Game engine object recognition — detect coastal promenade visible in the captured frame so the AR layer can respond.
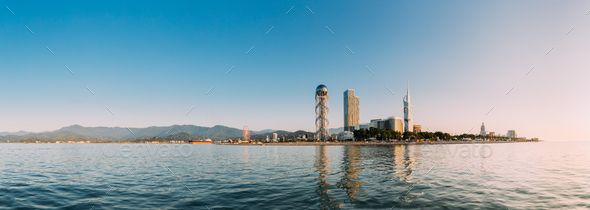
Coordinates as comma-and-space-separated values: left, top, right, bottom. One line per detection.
218, 140, 537, 146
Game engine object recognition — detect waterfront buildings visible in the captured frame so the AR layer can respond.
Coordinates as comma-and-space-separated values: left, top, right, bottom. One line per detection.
393, 117, 404, 132
403, 82, 413, 132
343, 89, 360, 131
370, 119, 379, 129
413, 125, 422, 133
338, 131, 354, 141
354, 117, 403, 132
507, 130, 517, 138
273, 133, 278, 142
382, 117, 404, 132
342, 82, 413, 135
480, 122, 486, 136
354, 123, 370, 130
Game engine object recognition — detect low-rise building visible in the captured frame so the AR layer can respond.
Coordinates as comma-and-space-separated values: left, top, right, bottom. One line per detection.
338, 131, 354, 141
353, 116, 404, 132
354, 123, 370, 130
413, 125, 422, 133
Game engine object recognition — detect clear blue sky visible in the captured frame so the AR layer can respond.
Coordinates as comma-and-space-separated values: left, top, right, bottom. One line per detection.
2, 0, 589, 141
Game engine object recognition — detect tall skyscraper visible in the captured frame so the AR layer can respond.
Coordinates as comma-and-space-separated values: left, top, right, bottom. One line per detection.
480, 122, 486, 136
343, 89, 360, 131
315, 84, 330, 140
507, 130, 517, 138
403, 81, 413, 132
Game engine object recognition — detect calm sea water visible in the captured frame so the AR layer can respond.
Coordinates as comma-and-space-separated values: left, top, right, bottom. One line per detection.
1, 142, 589, 209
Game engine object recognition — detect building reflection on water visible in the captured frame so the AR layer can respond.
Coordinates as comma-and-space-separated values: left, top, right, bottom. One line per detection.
394, 144, 418, 183
396, 144, 420, 203
314, 146, 341, 209
336, 146, 363, 202
313, 145, 422, 209
313, 145, 365, 209
242, 146, 250, 163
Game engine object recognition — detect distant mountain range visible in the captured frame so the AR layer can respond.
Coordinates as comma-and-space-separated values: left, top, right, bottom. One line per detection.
55, 124, 243, 140
251, 129, 278, 135
0, 131, 32, 136
0, 130, 113, 142
329, 127, 344, 134
0, 125, 344, 142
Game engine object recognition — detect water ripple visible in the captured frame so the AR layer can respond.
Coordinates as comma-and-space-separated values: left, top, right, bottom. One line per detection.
0, 142, 589, 209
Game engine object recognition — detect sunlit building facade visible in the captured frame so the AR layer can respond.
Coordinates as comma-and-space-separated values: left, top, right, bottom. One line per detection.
403, 82, 413, 132
344, 89, 360, 131
356, 117, 404, 132
413, 125, 422, 133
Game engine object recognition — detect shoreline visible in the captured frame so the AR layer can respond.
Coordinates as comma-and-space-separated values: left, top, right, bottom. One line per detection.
218, 140, 537, 146
0, 140, 540, 145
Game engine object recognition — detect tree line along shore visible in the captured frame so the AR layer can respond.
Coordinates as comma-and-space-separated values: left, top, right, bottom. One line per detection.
218, 139, 538, 146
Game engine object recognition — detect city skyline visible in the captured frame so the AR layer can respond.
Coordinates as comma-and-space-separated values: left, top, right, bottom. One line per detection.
2, 1, 589, 141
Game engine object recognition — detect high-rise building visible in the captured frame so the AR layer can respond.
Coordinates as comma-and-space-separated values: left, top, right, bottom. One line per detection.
507, 130, 517, 138
403, 81, 413, 132
480, 122, 486, 136
315, 84, 330, 140
273, 133, 278, 142
413, 125, 422, 133
343, 89, 360, 131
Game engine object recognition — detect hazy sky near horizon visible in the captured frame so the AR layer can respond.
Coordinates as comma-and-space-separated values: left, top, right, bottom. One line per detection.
2, 0, 589, 141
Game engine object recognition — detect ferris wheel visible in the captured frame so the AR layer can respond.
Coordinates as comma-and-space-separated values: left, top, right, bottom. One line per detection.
242, 126, 250, 140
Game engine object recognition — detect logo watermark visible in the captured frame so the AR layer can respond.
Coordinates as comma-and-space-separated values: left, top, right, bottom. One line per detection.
409, 143, 493, 158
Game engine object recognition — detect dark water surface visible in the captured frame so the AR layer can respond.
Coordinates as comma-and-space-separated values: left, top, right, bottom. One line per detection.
1, 142, 589, 209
